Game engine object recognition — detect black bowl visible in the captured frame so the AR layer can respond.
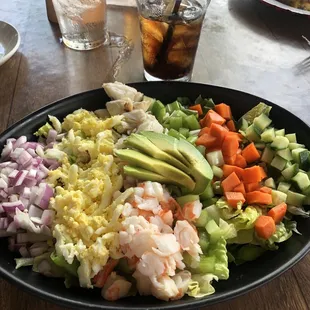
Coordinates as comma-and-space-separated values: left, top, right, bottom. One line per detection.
0, 82, 309, 310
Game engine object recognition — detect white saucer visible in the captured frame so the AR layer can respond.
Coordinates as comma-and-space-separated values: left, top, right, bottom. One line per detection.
0, 21, 21, 67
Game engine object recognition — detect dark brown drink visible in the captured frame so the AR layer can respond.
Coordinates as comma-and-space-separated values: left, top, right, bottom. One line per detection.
138, 2, 205, 81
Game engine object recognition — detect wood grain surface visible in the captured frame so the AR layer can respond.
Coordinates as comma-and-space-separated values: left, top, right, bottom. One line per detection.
0, 0, 309, 309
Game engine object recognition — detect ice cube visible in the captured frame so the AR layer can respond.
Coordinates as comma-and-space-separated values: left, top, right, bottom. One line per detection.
140, 18, 168, 43
167, 50, 193, 69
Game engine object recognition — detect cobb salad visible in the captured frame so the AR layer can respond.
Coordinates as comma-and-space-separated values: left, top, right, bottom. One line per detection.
0, 82, 308, 301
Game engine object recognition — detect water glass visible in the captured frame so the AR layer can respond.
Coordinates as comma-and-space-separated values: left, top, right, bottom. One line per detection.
52, 0, 109, 50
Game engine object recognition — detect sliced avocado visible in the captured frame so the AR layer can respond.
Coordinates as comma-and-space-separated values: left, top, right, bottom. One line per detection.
140, 131, 189, 165
177, 138, 213, 195
115, 149, 195, 191
125, 134, 190, 174
124, 166, 169, 183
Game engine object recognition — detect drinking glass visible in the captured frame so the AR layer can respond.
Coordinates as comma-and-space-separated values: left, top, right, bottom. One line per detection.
52, 0, 109, 50
136, 0, 211, 81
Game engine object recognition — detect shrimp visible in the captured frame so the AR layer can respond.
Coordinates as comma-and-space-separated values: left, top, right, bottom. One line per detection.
182, 200, 202, 222
101, 272, 132, 301
93, 259, 119, 288
174, 220, 202, 262
171, 271, 191, 300
151, 275, 179, 301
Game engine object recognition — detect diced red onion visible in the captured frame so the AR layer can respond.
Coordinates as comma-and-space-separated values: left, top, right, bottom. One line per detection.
27, 148, 37, 157
10, 148, 24, 160
1, 141, 13, 159
2, 201, 25, 212
0, 178, 7, 189
16, 150, 33, 167
36, 145, 45, 158
41, 210, 55, 226
39, 164, 49, 175
0, 190, 7, 200
30, 217, 42, 225
21, 187, 31, 199
35, 184, 53, 210
0, 217, 8, 229
9, 194, 19, 202
14, 170, 28, 187
8, 170, 18, 186
7, 221, 18, 233
19, 197, 29, 209
19, 246, 29, 258
7, 138, 16, 144
40, 225, 51, 236
13, 136, 27, 149
1, 167, 15, 176
28, 204, 43, 218
17, 232, 50, 243
46, 129, 58, 145
0, 230, 14, 238
0, 161, 12, 169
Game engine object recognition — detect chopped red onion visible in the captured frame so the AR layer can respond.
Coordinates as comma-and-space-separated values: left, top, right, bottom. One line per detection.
0, 217, 8, 229
14, 170, 28, 187
1, 141, 13, 159
9, 194, 19, 202
35, 184, 54, 210
3, 201, 25, 212
28, 204, 43, 218
19, 246, 29, 258
19, 197, 29, 209
31, 217, 43, 225
0, 178, 7, 189
10, 148, 24, 160
0, 161, 12, 168
41, 210, 55, 226
1, 167, 15, 176
0, 190, 7, 200
35, 145, 45, 158
16, 150, 33, 167
14, 209, 40, 233
13, 136, 27, 149
46, 129, 58, 145
21, 187, 31, 199
7, 221, 18, 233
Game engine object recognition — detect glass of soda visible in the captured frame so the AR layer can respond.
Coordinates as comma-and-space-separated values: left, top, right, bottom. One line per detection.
52, 0, 109, 50
136, 0, 211, 81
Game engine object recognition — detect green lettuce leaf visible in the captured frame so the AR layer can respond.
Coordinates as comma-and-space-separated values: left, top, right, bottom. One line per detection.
228, 206, 262, 231
187, 274, 218, 298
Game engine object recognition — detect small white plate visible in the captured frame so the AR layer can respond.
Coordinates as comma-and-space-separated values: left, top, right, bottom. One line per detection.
0, 21, 21, 67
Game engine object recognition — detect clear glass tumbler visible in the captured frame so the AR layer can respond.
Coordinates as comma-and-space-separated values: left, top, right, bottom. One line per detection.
52, 0, 109, 50
136, 0, 211, 81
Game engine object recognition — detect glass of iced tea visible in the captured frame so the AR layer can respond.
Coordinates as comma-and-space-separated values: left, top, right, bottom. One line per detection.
136, 0, 211, 81
52, 0, 109, 50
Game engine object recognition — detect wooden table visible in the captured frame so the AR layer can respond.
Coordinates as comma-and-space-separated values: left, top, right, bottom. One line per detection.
0, 0, 310, 309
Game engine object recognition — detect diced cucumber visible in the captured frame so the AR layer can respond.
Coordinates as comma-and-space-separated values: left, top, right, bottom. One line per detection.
151, 100, 166, 122
289, 143, 305, 150
270, 136, 290, 150
286, 190, 305, 207
292, 172, 310, 191
184, 115, 200, 130
245, 125, 261, 142
277, 181, 291, 193
206, 150, 224, 167
253, 114, 272, 131
265, 177, 276, 189
187, 136, 198, 144
179, 127, 190, 138
166, 101, 181, 113
281, 163, 299, 180
261, 147, 275, 164
202, 198, 217, 207
275, 129, 285, 136
271, 155, 287, 171
200, 183, 214, 200
196, 145, 206, 155
302, 185, 310, 196
285, 133, 297, 143
277, 175, 285, 183
299, 150, 310, 170
261, 128, 275, 143
272, 190, 287, 205
170, 110, 187, 118
168, 128, 186, 140
213, 181, 222, 195
170, 116, 183, 130
254, 142, 266, 150
212, 165, 223, 179
276, 148, 293, 161
303, 195, 310, 205
291, 148, 307, 164
238, 117, 249, 131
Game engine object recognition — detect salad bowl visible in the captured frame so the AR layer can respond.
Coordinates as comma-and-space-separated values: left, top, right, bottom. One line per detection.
0, 82, 309, 309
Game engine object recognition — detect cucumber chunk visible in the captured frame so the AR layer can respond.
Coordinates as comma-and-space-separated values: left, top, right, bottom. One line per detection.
281, 163, 299, 180
272, 190, 287, 205
289, 143, 305, 150
277, 181, 291, 193
270, 136, 290, 150
261, 147, 275, 164
254, 142, 266, 150
277, 148, 293, 161
291, 148, 307, 164
212, 165, 223, 179
238, 117, 249, 131
275, 129, 285, 136
292, 172, 310, 191
253, 114, 272, 131
285, 133, 297, 143
271, 155, 287, 171
245, 124, 261, 142
286, 190, 305, 207
265, 177, 276, 189
261, 128, 275, 143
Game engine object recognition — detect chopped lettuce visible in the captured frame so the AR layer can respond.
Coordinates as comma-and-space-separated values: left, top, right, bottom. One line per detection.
50, 251, 79, 277
228, 206, 262, 231
15, 258, 34, 269
34, 122, 52, 137
187, 274, 218, 298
